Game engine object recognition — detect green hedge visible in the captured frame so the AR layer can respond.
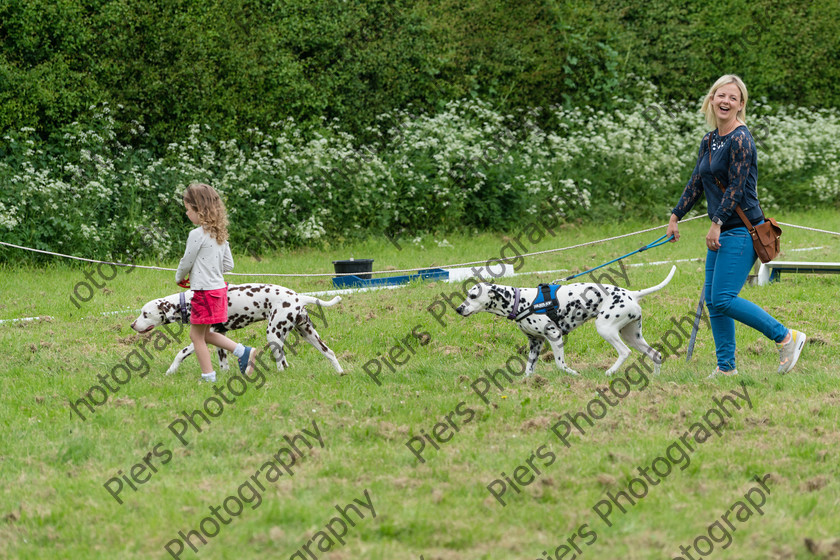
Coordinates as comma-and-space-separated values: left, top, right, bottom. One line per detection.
2, 0, 839, 147
608, 0, 840, 107
2, 98, 838, 263
0, 0, 442, 143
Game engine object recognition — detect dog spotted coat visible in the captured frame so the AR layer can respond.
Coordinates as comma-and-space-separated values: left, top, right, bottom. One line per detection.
456, 266, 676, 376
131, 284, 343, 374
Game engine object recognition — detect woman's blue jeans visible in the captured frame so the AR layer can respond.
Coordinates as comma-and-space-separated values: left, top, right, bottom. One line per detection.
705, 225, 788, 370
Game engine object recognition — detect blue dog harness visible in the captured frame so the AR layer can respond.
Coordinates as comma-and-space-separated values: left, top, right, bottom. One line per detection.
531, 284, 562, 314
510, 283, 563, 323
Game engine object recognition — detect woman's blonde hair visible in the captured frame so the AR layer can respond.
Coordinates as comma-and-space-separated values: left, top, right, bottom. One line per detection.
701, 74, 749, 129
183, 183, 229, 244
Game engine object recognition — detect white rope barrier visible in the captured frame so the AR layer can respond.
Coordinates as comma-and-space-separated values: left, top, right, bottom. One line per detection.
0, 241, 176, 272
777, 222, 840, 237
3, 214, 835, 278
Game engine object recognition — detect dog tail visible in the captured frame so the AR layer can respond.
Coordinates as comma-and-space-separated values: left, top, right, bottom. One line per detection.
299, 295, 342, 307
632, 265, 677, 299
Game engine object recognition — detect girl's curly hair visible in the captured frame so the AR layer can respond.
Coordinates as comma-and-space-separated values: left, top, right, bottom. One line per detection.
183, 183, 229, 244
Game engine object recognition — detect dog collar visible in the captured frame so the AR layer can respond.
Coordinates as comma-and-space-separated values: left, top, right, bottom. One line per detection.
507, 288, 521, 320
179, 292, 189, 324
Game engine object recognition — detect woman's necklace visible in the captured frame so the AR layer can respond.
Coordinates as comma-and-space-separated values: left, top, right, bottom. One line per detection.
718, 121, 739, 136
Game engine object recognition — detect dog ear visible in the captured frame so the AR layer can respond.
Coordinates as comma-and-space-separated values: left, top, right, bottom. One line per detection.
487, 284, 505, 300
469, 282, 488, 298
157, 300, 175, 322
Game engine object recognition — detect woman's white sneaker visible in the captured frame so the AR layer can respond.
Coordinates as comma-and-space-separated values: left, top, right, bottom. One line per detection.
707, 367, 738, 378
778, 330, 806, 374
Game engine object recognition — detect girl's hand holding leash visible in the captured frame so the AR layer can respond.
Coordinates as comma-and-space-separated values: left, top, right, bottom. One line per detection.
178, 277, 190, 289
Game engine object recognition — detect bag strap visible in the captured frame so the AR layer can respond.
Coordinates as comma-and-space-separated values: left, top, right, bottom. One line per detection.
707, 134, 755, 232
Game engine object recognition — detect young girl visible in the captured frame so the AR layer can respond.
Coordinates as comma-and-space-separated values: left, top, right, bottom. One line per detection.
175, 183, 255, 382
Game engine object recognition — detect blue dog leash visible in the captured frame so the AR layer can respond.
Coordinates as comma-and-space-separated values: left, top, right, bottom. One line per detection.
559, 234, 675, 282
510, 234, 676, 322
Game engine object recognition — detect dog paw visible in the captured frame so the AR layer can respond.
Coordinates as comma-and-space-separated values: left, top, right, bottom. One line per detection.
165, 368, 177, 376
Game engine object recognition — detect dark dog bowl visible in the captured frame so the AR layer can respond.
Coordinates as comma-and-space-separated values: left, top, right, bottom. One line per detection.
332, 259, 374, 279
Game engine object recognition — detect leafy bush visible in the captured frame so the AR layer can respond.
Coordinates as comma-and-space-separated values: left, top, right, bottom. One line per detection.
0, 0, 443, 144
2, 91, 839, 263
2, 0, 839, 147
608, 0, 840, 109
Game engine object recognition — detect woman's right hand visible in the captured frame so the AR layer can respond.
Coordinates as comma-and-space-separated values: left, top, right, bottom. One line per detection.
666, 214, 680, 242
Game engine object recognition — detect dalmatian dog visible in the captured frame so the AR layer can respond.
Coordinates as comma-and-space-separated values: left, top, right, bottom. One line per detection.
456, 266, 676, 376
131, 284, 343, 374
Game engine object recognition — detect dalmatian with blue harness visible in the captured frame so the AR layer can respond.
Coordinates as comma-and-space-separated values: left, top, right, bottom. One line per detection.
456, 266, 676, 376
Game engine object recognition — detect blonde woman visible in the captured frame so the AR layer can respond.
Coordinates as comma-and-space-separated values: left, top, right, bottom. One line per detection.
666, 75, 805, 377
176, 183, 255, 382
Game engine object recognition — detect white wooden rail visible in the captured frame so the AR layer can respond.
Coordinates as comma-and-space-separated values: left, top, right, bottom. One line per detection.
756, 261, 840, 285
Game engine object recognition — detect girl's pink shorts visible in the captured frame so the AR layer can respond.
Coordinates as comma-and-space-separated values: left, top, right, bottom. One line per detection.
191, 286, 228, 324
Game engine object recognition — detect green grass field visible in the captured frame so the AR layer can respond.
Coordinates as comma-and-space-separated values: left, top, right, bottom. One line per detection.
2, 210, 839, 560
